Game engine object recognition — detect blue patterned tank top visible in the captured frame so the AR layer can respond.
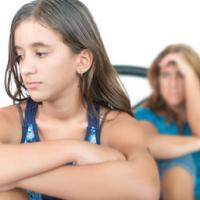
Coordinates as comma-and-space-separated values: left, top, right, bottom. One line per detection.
21, 98, 101, 200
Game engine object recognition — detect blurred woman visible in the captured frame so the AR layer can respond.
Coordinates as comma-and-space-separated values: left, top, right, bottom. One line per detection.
135, 44, 200, 200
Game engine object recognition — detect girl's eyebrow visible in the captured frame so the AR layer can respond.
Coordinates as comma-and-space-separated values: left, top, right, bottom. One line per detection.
15, 42, 52, 50
31, 42, 52, 48
15, 45, 23, 51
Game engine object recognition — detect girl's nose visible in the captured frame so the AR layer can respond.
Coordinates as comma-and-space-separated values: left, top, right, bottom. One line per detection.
20, 58, 37, 75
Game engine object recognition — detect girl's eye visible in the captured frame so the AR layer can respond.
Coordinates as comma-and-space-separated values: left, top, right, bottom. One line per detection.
36, 52, 48, 57
16, 55, 23, 63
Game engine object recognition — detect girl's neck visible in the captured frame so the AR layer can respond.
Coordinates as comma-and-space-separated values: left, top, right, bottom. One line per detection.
38, 91, 86, 121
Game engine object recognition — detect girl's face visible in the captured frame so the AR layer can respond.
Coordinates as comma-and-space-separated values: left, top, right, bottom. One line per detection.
14, 19, 80, 102
158, 56, 185, 108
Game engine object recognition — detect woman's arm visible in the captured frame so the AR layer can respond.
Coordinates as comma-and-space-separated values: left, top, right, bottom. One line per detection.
138, 121, 200, 159
15, 113, 160, 200
184, 69, 200, 136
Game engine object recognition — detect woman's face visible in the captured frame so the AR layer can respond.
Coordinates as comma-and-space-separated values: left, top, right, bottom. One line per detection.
14, 19, 80, 102
158, 54, 185, 108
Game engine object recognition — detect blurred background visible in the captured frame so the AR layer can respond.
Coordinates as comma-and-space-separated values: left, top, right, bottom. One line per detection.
0, 0, 200, 107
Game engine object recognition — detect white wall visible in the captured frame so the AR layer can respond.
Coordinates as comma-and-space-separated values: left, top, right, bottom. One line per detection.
0, 0, 200, 106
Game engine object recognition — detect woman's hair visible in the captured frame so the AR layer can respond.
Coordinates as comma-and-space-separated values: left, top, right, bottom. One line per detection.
5, 0, 132, 115
145, 43, 200, 131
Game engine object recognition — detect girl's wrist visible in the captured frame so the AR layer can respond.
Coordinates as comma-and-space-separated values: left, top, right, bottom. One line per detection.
64, 140, 88, 164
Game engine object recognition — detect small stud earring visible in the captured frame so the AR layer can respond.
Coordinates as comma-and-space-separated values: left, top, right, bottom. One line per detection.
80, 72, 83, 79
77, 68, 83, 79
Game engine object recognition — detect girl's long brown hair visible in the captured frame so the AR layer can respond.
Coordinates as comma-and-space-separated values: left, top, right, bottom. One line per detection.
5, 0, 132, 115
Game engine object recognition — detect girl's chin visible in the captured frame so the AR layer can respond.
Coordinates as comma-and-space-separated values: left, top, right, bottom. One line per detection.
29, 95, 44, 102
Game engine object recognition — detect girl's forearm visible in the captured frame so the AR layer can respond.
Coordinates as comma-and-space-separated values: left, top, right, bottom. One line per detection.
0, 140, 79, 186
0, 140, 125, 187
17, 148, 159, 200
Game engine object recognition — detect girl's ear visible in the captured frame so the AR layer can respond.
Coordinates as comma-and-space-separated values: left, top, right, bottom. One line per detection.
76, 49, 93, 75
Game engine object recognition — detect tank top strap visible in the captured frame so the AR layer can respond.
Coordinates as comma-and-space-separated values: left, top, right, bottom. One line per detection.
85, 104, 100, 144
21, 98, 40, 143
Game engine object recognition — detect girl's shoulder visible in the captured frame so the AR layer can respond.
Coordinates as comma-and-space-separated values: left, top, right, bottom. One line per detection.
0, 101, 27, 144
100, 108, 144, 147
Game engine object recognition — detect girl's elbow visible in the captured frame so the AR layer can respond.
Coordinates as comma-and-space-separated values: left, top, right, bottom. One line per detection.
127, 176, 160, 200
127, 160, 160, 199
140, 181, 160, 200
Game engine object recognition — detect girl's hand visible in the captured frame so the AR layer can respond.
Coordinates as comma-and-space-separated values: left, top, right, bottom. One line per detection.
0, 183, 16, 192
75, 142, 126, 165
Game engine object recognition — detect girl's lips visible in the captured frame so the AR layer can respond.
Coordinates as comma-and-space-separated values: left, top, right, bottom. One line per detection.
25, 82, 42, 90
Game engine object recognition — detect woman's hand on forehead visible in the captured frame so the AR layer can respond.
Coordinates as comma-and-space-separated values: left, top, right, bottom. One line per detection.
159, 53, 180, 68
159, 53, 193, 77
